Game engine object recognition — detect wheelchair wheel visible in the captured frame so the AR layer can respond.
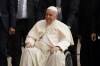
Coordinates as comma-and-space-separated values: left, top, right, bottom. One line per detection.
65, 51, 73, 66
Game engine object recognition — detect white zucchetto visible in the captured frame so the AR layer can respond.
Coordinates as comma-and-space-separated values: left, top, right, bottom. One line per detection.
47, 6, 58, 13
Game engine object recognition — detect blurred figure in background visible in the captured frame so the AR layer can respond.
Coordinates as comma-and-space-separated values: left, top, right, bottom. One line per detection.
93, 0, 99, 66
0, 0, 16, 66
11, 0, 38, 66
61, 0, 79, 66
78, 0, 96, 66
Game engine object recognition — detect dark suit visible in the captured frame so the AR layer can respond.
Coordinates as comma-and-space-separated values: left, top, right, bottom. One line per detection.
27, 0, 38, 30
14, 0, 37, 30
11, 0, 37, 66
37, 0, 56, 21
95, 0, 99, 36
94, 0, 100, 65
61, 0, 79, 66
78, 0, 95, 66
0, 0, 16, 66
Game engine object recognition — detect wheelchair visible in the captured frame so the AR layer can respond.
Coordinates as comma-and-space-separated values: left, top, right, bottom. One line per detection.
64, 50, 73, 66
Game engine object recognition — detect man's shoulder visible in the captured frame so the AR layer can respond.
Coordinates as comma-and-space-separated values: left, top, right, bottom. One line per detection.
35, 20, 46, 28
36, 20, 45, 24
55, 20, 69, 28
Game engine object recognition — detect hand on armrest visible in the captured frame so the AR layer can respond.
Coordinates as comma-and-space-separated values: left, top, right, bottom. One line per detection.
25, 42, 34, 48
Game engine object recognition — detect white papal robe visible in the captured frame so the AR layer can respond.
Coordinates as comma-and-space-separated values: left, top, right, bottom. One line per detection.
20, 20, 74, 66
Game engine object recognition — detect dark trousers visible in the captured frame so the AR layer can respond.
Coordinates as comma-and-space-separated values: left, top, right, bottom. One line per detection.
95, 38, 100, 66
80, 36, 95, 66
0, 18, 8, 66
68, 36, 78, 66
11, 19, 28, 66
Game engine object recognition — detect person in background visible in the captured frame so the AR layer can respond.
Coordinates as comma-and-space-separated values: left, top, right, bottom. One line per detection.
93, 0, 99, 65
0, 0, 16, 66
78, 0, 96, 66
61, 0, 79, 66
11, 0, 38, 66
20, 6, 74, 66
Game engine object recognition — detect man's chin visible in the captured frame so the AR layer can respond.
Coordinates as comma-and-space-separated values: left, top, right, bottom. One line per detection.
46, 20, 51, 23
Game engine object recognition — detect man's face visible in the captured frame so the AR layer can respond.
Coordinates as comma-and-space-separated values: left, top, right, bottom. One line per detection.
45, 9, 57, 24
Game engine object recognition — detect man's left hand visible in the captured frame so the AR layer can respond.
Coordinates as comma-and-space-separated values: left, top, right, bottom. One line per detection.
50, 46, 60, 54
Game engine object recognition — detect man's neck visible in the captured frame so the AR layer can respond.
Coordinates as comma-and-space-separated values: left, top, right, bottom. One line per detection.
46, 20, 56, 26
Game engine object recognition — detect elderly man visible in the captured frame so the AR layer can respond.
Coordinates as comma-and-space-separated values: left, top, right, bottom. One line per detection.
20, 6, 74, 66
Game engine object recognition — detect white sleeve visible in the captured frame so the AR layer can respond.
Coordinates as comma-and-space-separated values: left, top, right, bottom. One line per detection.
25, 23, 39, 46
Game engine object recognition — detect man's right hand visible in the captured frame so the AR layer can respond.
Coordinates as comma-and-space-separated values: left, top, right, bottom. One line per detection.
25, 43, 34, 48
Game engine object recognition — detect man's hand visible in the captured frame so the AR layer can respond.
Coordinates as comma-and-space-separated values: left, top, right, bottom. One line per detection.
9, 27, 15, 35
25, 43, 34, 48
50, 46, 60, 54
91, 33, 96, 41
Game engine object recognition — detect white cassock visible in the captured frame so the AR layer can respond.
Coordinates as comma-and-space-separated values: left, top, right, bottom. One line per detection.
20, 20, 74, 66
